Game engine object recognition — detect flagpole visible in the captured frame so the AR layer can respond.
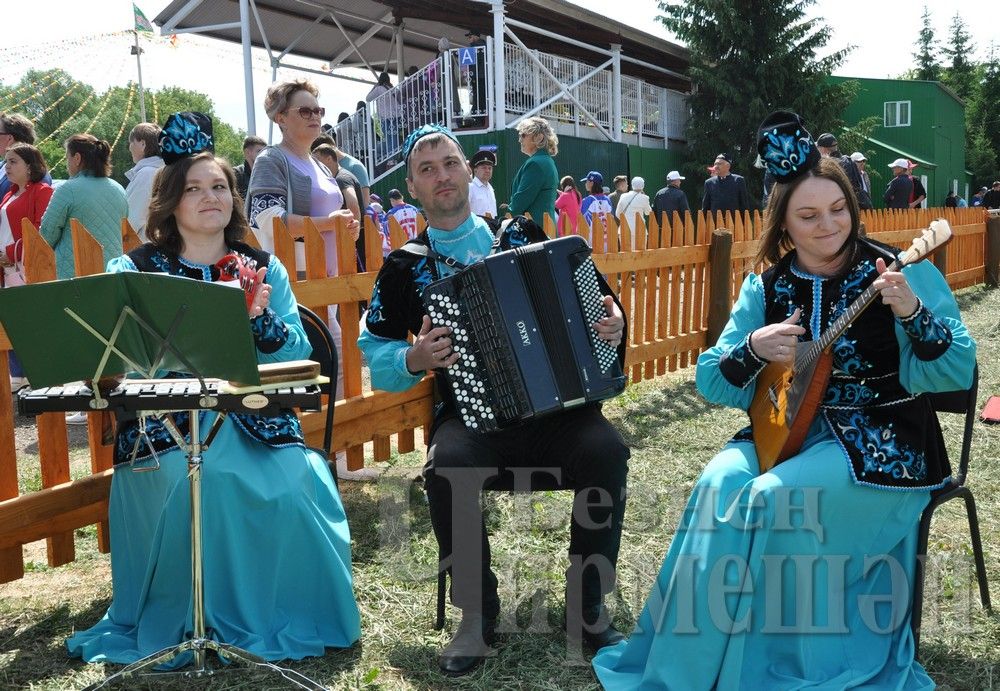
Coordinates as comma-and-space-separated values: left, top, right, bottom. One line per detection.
131, 30, 147, 122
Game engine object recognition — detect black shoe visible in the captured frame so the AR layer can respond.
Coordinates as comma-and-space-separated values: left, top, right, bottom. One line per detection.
438, 611, 497, 676
568, 604, 625, 652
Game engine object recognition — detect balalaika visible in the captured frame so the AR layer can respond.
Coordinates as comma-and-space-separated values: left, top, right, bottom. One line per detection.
749, 219, 953, 472
422, 235, 627, 432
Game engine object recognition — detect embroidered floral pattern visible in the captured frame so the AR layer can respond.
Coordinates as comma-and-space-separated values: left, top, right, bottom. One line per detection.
832, 335, 866, 375
773, 275, 796, 317
899, 300, 952, 360
719, 334, 766, 389
823, 380, 877, 407
114, 412, 191, 465
832, 409, 927, 481
250, 307, 289, 353
410, 257, 435, 297
367, 278, 386, 323
231, 410, 304, 446
249, 192, 285, 227
760, 128, 812, 180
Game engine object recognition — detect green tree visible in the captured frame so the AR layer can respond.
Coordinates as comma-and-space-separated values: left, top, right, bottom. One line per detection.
657, 0, 854, 202
966, 131, 998, 189
940, 13, 976, 101
0, 70, 246, 183
966, 43, 1000, 187
913, 5, 940, 81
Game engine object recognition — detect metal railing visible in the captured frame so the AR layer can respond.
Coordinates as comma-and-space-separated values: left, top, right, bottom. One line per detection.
328, 41, 689, 181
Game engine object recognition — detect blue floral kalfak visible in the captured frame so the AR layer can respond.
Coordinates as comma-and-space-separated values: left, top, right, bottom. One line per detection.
159, 111, 215, 164
760, 128, 813, 181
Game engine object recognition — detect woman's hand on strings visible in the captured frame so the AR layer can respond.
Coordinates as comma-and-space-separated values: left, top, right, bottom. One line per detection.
750, 308, 804, 364
873, 257, 920, 319
248, 268, 271, 317
407, 315, 461, 373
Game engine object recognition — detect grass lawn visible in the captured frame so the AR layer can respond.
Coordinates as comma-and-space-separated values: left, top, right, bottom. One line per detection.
2, 285, 999, 690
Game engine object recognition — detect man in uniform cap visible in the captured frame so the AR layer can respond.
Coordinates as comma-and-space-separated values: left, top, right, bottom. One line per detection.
701, 153, 751, 213
815, 132, 870, 208
468, 149, 498, 217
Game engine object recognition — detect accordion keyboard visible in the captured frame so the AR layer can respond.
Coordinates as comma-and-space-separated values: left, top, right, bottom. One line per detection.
426, 275, 530, 431
573, 260, 619, 374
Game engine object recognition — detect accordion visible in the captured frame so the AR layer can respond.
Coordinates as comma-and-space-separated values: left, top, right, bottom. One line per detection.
423, 235, 626, 432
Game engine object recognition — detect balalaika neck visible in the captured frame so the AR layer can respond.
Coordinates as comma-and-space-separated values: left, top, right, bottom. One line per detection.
802, 258, 900, 363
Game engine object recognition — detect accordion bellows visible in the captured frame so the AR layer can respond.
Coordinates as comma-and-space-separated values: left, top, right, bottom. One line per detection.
423, 235, 626, 432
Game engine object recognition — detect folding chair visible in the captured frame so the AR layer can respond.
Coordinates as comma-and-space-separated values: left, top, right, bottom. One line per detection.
911, 365, 992, 655
298, 305, 339, 487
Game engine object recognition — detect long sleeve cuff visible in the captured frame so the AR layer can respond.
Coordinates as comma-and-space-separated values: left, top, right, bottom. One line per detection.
718, 333, 767, 389
251, 307, 290, 354
898, 297, 953, 360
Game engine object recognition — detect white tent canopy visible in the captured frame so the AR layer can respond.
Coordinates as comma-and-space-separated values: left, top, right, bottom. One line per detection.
154, 0, 690, 134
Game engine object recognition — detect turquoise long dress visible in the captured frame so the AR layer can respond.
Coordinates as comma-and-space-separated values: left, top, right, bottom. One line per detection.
593, 251, 975, 690
66, 247, 361, 667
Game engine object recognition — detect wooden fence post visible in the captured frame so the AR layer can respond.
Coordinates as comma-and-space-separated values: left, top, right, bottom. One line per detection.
121, 219, 142, 253
707, 228, 733, 347
71, 220, 114, 554
986, 215, 1000, 288
22, 221, 74, 567
336, 216, 365, 471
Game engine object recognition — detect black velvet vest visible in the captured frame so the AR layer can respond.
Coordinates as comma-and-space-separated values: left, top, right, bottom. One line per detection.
757, 239, 952, 490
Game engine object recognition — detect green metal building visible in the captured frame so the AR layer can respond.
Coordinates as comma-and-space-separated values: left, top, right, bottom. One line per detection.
371, 130, 689, 215
830, 76, 970, 208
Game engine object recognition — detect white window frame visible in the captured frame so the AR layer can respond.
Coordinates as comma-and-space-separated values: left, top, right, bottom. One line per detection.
884, 101, 911, 128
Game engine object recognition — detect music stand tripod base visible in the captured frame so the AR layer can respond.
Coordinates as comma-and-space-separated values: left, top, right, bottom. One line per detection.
81, 410, 329, 691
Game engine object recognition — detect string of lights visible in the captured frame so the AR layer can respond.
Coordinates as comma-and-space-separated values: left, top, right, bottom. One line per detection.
109, 82, 137, 151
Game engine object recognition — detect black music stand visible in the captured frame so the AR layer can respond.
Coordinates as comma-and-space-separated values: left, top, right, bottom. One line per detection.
0, 274, 328, 690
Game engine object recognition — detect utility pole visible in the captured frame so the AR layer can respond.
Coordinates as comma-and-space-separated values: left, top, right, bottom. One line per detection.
131, 30, 147, 122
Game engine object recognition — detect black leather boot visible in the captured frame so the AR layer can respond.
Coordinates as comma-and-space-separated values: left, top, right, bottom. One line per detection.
438, 611, 498, 676
567, 603, 625, 652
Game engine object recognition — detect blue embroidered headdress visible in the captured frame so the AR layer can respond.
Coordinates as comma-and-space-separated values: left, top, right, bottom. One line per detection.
755, 110, 820, 184
158, 111, 215, 165
401, 123, 460, 165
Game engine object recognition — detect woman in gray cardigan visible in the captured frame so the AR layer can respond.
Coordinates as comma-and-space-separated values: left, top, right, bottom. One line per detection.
247, 78, 374, 480
246, 78, 359, 261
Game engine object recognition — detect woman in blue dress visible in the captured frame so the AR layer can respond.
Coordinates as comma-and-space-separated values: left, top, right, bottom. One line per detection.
592, 111, 976, 690
66, 113, 361, 667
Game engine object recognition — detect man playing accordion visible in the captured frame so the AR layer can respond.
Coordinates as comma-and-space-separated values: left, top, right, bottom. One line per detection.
358, 124, 631, 676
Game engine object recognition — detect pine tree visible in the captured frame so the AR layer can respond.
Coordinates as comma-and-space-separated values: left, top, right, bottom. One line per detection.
657, 0, 853, 202
941, 13, 976, 100
913, 5, 940, 81
966, 43, 1000, 186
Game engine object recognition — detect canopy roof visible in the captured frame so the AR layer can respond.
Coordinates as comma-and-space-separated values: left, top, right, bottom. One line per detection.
154, 0, 690, 90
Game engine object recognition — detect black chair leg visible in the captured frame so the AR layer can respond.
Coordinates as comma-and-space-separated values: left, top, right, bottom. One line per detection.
911, 510, 934, 657
435, 566, 447, 630
961, 490, 993, 613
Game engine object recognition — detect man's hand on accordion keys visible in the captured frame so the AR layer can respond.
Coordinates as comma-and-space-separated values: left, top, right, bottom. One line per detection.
593, 295, 625, 349
406, 315, 462, 374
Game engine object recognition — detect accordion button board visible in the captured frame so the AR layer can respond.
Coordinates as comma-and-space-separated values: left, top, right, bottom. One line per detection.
423, 235, 626, 432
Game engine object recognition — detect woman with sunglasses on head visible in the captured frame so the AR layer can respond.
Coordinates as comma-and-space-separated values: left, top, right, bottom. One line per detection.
247, 79, 359, 460
592, 112, 975, 690
66, 112, 361, 667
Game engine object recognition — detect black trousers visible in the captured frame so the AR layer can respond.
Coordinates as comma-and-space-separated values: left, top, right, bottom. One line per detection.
424, 405, 630, 619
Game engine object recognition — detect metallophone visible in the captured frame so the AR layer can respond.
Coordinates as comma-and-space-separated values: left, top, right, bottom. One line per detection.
17, 378, 323, 418
422, 234, 626, 432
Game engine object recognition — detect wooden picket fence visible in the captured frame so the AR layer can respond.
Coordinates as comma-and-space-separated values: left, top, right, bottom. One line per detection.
0, 206, 991, 583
